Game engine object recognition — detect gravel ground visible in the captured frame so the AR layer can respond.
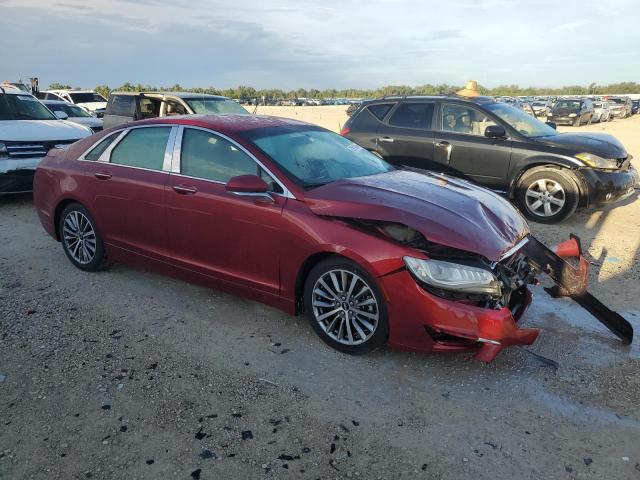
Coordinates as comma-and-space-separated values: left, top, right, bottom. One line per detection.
1, 115, 639, 480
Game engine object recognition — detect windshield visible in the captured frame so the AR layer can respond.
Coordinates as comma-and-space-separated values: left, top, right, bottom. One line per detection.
608, 98, 624, 104
185, 98, 248, 115
47, 103, 92, 117
0, 94, 56, 121
485, 102, 557, 138
555, 100, 581, 109
69, 92, 106, 103
243, 127, 394, 188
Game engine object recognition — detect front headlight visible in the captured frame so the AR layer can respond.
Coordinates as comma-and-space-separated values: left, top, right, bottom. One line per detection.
0, 142, 8, 159
575, 152, 619, 170
403, 257, 502, 296
568, 113, 577, 117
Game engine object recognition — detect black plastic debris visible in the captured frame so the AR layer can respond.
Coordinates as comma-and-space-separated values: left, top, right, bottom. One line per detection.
194, 428, 206, 440
584, 458, 593, 466
278, 454, 300, 461
101, 405, 111, 410
191, 469, 201, 479
199, 449, 216, 460
145, 459, 154, 465
241, 430, 253, 440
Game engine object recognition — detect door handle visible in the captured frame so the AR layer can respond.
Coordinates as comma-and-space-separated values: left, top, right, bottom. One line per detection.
172, 184, 198, 195
435, 141, 451, 148
94, 172, 112, 180
378, 136, 394, 143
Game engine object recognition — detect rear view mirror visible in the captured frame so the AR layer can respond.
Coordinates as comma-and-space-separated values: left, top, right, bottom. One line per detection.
485, 125, 506, 139
546, 121, 557, 130
54, 110, 69, 120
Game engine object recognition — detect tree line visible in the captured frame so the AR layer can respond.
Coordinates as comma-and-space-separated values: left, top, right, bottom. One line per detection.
46, 81, 640, 100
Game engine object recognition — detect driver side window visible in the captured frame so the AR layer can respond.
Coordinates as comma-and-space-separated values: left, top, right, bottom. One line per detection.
441, 104, 496, 136
180, 128, 282, 193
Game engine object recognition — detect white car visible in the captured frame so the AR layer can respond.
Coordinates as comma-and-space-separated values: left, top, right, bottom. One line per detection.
42, 99, 103, 133
592, 101, 611, 123
42, 89, 108, 117
0, 85, 92, 194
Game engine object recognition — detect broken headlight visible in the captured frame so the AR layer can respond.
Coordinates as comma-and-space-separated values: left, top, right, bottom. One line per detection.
575, 152, 619, 170
404, 257, 502, 296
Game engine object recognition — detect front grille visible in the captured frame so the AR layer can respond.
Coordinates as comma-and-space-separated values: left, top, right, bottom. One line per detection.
3, 139, 78, 159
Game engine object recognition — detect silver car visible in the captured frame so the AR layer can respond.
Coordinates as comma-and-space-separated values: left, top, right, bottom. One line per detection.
592, 101, 611, 123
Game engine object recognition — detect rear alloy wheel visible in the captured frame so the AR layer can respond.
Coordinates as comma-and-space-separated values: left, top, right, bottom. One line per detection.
516, 169, 579, 223
304, 258, 388, 354
59, 203, 106, 271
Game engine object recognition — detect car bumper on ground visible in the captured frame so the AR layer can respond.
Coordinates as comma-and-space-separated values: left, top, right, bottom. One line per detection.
578, 165, 639, 205
0, 157, 41, 194
380, 270, 538, 362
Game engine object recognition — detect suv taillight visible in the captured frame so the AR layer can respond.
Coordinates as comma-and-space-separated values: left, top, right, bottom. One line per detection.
339, 126, 350, 136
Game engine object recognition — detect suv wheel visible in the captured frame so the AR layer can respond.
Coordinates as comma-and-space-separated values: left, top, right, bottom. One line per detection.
515, 168, 579, 223
304, 257, 388, 355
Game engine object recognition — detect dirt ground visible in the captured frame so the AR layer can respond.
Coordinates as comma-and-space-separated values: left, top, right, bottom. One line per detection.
1, 109, 639, 480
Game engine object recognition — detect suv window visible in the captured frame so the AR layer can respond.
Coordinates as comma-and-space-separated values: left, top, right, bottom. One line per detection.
180, 128, 259, 183
110, 127, 171, 170
110, 95, 136, 117
367, 103, 394, 121
388, 103, 434, 129
441, 103, 496, 136
84, 133, 120, 161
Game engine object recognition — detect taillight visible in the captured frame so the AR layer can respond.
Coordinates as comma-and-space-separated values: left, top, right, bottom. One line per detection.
339, 126, 350, 136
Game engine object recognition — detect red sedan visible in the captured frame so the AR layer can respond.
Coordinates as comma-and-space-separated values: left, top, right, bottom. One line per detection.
33, 115, 632, 361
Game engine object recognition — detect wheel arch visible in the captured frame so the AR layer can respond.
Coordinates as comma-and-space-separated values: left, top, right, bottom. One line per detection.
509, 162, 587, 204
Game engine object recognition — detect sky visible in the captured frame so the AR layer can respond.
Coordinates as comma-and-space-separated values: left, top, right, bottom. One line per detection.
2, 0, 639, 90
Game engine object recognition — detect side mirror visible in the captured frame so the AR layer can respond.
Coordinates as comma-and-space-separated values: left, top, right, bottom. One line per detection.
225, 175, 272, 200
545, 121, 557, 130
485, 125, 506, 139
54, 110, 69, 120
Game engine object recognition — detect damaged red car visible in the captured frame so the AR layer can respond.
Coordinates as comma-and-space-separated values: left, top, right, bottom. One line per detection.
33, 115, 632, 361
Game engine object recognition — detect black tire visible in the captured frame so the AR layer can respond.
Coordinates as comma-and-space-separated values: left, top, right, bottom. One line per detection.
303, 257, 388, 355
58, 202, 107, 271
515, 168, 580, 224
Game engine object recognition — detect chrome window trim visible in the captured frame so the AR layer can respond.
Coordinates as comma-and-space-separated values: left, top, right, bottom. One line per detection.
172, 125, 296, 199
97, 130, 129, 163
77, 129, 126, 162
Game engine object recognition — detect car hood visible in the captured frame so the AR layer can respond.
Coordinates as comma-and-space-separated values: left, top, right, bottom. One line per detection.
0, 120, 92, 141
536, 132, 627, 158
76, 101, 107, 111
304, 169, 529, 261
68, 117, 103, 128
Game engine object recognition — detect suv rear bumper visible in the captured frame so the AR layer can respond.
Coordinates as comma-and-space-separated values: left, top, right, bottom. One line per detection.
578, 165, 639, 205
0, 157, 41, 194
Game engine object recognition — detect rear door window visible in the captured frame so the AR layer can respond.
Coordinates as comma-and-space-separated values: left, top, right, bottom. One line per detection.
110, 127, 171, 170
388, 103, 435, 129
367, 103, 394, 120
110, 95, 136, 117
84, 133, 120, 161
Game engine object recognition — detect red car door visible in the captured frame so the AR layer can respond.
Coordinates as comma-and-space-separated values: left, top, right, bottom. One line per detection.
80, 125, 176, 263
165, 127, 287, 296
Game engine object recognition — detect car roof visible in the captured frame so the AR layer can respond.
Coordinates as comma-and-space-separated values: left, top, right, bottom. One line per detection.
110, 91, 228, 100
361, 95, 496, 105
46, 89, 95, 93
0, 84, 30, 95
134, 114, 311, 134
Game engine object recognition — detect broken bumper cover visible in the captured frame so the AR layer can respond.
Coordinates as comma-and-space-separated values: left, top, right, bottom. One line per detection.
382, 235, 633, 362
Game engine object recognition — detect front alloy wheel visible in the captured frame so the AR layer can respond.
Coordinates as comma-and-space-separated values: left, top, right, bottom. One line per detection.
516, 168, 579, 223
305, 258, 388, 354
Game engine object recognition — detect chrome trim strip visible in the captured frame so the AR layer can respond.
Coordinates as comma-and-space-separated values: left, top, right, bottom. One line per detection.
163, 127, 179, 172
171, 125, 184, 173
97, 130, 129, 163
498, 236, 530, 261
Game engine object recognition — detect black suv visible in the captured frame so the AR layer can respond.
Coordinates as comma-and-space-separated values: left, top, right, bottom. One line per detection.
342, 95, 638, 223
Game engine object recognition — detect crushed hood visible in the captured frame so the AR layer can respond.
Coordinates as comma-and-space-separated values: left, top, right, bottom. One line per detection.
304, 169, 529, 261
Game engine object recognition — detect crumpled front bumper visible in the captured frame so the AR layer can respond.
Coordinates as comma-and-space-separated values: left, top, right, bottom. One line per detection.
381, 235, 633, 362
